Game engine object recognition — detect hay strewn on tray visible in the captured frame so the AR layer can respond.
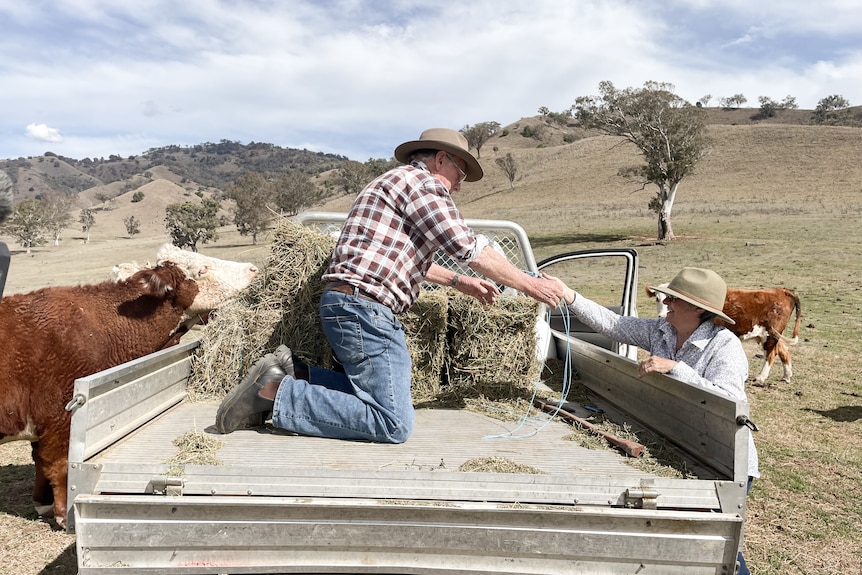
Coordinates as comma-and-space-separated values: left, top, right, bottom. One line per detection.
167, 431, 224, 476
458, 456, 545, 474
188, 217, 544, 405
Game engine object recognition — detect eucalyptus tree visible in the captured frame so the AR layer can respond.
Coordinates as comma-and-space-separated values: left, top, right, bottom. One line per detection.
573, 81, 711, 240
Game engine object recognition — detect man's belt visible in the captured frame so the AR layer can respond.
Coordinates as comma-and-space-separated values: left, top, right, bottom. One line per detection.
324, 281, 380, 304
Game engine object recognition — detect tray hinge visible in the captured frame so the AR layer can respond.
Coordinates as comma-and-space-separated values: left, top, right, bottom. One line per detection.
148, 476, 185, 496
624, 479, 659, 510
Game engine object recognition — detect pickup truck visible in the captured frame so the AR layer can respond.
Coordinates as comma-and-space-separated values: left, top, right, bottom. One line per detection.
66, 214, 752, 574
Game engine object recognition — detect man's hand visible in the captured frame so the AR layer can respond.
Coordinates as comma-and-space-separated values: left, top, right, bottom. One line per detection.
456, 275, 499, 305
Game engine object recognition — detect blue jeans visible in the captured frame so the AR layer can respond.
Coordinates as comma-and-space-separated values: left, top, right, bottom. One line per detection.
271, 290, 414, 443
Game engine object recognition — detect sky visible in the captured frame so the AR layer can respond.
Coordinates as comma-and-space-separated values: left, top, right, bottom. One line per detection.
1, 0, 860, 163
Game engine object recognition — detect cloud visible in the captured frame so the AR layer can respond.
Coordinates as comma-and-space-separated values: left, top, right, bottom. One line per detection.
26, 123, 64, 144
1, 1, 860, 162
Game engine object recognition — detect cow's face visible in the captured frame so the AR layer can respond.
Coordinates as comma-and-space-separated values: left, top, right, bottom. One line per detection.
645, 284, 670, 317
154, 244, 258, 315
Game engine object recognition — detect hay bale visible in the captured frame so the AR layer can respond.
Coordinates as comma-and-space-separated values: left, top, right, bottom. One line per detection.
401, 289, 449, 403
189, 218, 543, 410
188, 218, 336, 399
445, 292, 542, 402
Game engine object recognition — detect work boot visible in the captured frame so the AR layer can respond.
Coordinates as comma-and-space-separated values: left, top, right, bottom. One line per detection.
215, 353, 286, 434
273, 344, 295, 377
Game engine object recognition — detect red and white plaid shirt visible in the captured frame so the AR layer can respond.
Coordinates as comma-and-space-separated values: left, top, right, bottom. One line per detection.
323, 163, 480, 313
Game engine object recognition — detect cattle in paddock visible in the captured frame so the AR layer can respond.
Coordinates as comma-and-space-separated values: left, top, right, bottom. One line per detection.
646, 284, 801, 386
0, 243, 258, 528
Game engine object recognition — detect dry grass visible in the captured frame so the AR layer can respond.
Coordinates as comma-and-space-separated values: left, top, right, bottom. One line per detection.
2, 119, 861, 574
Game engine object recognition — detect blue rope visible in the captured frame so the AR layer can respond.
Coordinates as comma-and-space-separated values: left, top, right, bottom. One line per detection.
483, 299, 573, 439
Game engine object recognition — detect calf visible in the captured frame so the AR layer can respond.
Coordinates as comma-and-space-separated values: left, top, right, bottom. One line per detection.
0, 243, 257, 528
646, 284, 801, 386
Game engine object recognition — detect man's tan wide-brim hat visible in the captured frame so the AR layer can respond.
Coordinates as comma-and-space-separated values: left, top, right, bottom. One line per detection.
649, 267, 735, 324
394, 128, 484, 182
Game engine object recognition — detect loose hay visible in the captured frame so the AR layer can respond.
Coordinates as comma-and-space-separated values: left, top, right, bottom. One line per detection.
541, 359, 696, 478
459, 456, 546, 474
167, 431, 224, 474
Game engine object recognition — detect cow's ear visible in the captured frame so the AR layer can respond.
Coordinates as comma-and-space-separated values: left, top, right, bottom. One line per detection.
139, 268, 174, 297
196, 265, 210, 278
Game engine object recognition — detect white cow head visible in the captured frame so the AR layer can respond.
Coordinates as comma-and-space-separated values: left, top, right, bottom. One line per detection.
645, 283, 670, 318
113, 244, 258, 320
154, 244, 259, 317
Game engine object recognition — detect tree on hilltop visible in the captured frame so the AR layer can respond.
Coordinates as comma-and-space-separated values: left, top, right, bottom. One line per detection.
758, 95, 798, 118
573, 80, 711, 241
813, 94, 852, 125
460, 122, 500, 158
719, 94, 747, 109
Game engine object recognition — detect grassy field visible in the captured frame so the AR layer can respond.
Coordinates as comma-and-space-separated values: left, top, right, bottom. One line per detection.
1, 121, 861, 574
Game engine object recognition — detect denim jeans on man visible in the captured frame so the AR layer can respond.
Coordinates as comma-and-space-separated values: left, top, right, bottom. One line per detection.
271, 290, 414, 443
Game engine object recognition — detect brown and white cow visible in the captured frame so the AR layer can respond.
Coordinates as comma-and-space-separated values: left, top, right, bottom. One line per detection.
646, 284, 802, 386
0, 243, 257, 528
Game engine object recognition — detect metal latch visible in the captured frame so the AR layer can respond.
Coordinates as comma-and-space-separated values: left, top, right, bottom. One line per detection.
736, 414, 760, 432
625, 480, 659, 509
65, 394, 86, 413
149, 476, 184, 496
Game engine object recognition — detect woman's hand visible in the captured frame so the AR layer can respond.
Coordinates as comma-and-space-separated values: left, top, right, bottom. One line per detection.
539, 273, 576, 305
638, 355, 677, 378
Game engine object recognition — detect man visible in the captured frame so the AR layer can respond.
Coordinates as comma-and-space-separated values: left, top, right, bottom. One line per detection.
216, 128, 564, 442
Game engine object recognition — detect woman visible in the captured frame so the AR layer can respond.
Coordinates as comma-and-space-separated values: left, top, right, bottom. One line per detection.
548, 266, 757, 575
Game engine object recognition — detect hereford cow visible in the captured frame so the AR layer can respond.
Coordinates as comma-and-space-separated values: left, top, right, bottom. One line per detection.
0, 243, 258, 528
646, 284, 801, 386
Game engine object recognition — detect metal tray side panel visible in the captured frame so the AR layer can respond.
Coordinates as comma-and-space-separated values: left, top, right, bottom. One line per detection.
75, 494, 741, 575
557, 334, 750, 482
69, 340, 199, 463
67, 341, 199, 531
